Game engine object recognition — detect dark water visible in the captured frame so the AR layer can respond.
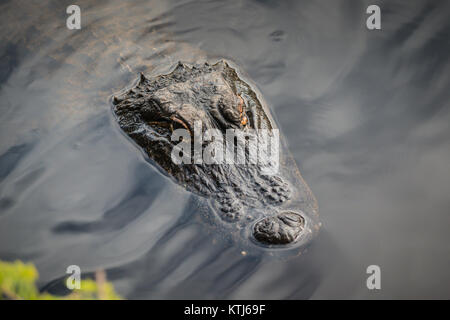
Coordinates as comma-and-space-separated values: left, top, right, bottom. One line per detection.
1, 0, 450, 299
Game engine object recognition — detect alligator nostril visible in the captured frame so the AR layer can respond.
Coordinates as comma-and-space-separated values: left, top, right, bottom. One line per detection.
252, 211, 305, 245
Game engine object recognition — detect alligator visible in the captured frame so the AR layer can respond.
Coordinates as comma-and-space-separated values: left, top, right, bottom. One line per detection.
112, 60, 320, 248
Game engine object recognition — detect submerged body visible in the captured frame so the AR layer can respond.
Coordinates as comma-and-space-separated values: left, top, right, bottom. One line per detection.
112, 61, 320, 247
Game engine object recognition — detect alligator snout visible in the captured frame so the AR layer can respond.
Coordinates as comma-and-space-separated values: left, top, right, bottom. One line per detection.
253, 211, 305, 245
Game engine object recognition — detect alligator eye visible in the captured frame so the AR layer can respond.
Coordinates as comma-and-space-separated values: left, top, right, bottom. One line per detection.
241, 115, 248, 126
237, 95, 248, 126
170, 116, 192, 135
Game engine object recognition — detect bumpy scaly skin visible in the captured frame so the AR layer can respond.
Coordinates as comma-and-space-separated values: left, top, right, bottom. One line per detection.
253, 212, 304, 245
112, 61, 318, 246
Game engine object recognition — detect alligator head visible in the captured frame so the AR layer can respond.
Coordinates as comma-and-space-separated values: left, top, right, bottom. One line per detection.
112, 60, 320, 247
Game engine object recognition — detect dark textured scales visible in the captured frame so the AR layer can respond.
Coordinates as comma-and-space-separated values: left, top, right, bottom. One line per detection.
112, 60, 320, 247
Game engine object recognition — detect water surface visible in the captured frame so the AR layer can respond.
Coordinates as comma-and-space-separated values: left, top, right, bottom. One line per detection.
0, 0, 449, 299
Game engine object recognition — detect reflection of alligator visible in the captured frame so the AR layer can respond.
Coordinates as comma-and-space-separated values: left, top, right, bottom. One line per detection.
112, 60, 320, 247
